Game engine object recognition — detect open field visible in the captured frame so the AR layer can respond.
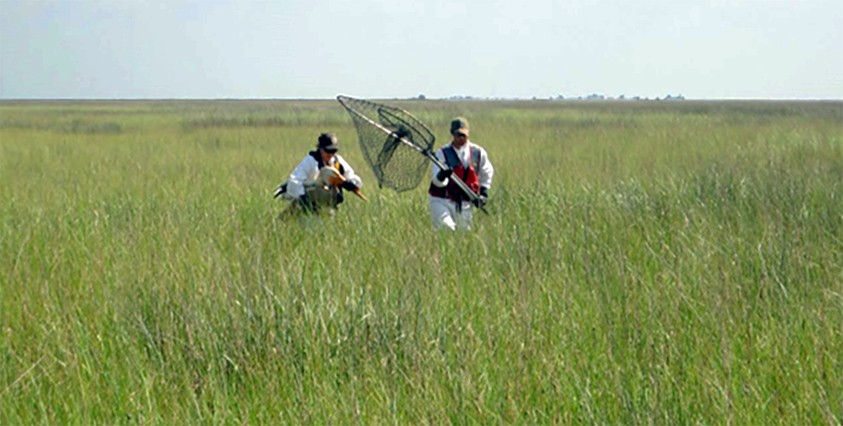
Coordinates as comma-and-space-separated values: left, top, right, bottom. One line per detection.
1, 98, 842, 424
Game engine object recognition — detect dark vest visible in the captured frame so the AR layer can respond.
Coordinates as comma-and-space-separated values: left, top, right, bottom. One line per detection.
309, 150, 346, 174
428, 145, 481, 202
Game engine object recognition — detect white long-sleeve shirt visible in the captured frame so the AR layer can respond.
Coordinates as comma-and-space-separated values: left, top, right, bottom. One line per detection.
285, 153, 363, 198
430, 141, 494, 189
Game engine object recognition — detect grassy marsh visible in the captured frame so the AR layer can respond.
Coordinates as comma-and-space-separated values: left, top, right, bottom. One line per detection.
1, 99, 841, 424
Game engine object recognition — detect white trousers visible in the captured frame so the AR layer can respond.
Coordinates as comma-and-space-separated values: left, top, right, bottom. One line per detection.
429, 196, 475, 231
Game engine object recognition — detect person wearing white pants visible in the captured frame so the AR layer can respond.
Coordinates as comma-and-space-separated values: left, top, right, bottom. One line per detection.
428, 117, 494, 231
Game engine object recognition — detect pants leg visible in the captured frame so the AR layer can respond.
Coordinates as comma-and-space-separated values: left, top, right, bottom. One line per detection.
457, 204, 474, 231
429, 197, 457, 231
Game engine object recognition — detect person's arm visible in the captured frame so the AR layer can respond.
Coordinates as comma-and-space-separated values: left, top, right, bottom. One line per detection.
336, 156, 363, 190
477, 146, 494, 190
431, 149, 451, 187
286, 156, 318, 197
472, 146, 494, 208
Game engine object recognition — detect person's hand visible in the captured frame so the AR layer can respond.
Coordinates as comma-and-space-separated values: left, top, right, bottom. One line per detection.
436, 168, 453, 181
341, 180, 368, 201
474, 195, 487, 208
474, 187, 489, 208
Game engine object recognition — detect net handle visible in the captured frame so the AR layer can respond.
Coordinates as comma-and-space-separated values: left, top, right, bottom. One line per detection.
337, 95, 488, 214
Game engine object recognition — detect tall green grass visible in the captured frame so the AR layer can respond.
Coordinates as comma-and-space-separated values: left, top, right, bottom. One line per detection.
1, 99, 841, 423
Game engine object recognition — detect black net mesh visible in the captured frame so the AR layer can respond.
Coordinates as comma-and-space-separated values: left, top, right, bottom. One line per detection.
337, 95, 435, 192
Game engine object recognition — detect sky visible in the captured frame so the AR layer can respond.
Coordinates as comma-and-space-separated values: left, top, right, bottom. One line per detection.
1, 0, 841, 100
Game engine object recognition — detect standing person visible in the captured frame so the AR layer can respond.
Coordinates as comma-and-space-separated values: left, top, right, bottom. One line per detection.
428, 117, 494, 230
274, 132, 364, 216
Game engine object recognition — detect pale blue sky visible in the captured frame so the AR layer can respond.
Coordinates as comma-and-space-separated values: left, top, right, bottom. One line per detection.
1, 0, 841, 100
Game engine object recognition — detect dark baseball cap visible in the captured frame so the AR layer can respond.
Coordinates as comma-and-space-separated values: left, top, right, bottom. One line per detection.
450, 117, 469, 135
317, 133, 339, 151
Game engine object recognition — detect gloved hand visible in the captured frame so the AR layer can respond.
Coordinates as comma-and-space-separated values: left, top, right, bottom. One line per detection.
341, 180, 358, 191
474, 187, 489, 208
436, 168, 453, 181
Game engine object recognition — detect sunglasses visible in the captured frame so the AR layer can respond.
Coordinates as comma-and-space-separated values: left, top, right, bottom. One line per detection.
454, 132, 468, 138
322, 148, 338, 154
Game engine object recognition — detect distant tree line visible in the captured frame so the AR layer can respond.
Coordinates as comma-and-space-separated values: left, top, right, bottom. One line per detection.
408, 93, 686, 101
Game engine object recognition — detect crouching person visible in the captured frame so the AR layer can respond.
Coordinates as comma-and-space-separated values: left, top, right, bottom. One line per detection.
274, 132, 365, 218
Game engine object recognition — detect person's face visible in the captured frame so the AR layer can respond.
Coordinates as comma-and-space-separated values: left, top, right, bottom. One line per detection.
451, 131, 468, 147
320, 148, 337, 163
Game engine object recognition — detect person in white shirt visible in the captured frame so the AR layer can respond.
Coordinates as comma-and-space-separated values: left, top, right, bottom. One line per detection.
428, 117, 494, 230
274, 133, 364, 216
